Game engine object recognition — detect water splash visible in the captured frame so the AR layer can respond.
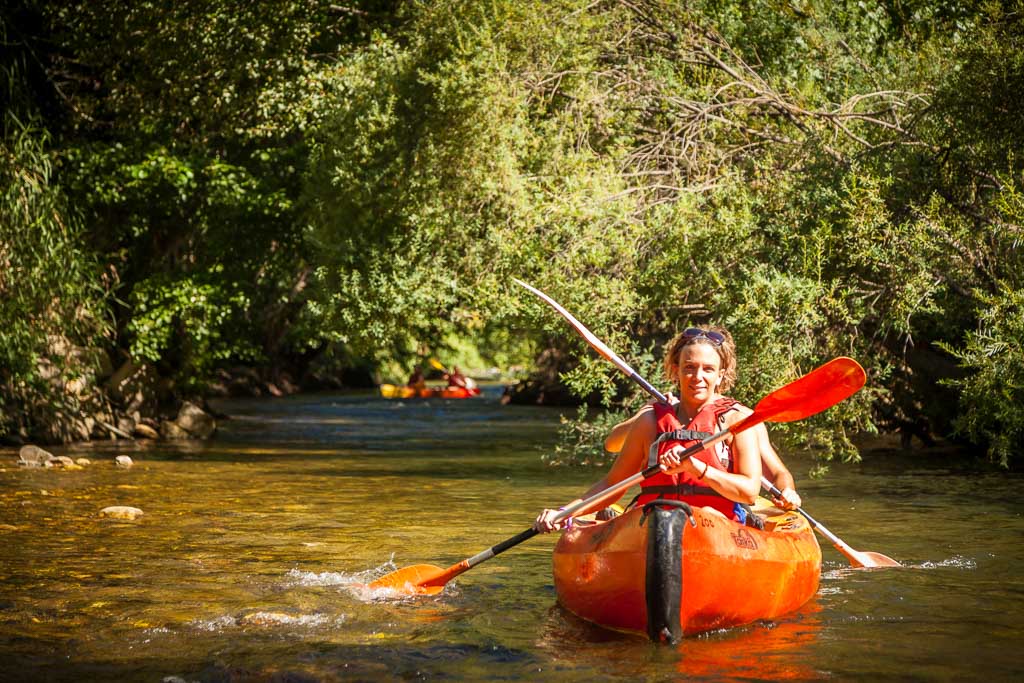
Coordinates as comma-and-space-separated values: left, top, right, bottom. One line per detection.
284, 556, 399, 588
190, 611, 345, 632
282, 558, 452, 602
285, 568, 364, 587
820, 554, 976, 580
238, 611, 341, 627
917, 555, 977, 570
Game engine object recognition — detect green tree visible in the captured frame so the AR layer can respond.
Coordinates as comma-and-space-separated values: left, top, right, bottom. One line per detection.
0, 114, 108, 438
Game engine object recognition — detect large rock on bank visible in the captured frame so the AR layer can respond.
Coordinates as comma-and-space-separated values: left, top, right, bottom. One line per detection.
160, 401, 217, 440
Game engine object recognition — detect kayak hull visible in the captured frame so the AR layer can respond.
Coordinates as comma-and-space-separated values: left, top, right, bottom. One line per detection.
552, 501, 821, 638
379, 384, 481, 399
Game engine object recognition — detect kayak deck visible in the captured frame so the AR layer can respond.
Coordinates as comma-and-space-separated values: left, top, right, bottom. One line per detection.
552, 499, 821, 638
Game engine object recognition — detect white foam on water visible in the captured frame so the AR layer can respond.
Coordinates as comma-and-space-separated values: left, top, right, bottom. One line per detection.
189, 611, 346, 632
345, 580, 444, 603
917, 555, 977, 570
285, 555, 399, 588
192, 615, 238, 632
284, 568, 358, 587
239, 611, 343, 627
282, 557, 451, 602
821, 565, 895, 580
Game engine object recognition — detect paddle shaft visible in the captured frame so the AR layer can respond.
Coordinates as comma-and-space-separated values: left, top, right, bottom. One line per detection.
759, 476, 901, 567
514, 279, 670, 404
464, 528, 538, 567
444, 422, 741, 580
760, 476, 843, 546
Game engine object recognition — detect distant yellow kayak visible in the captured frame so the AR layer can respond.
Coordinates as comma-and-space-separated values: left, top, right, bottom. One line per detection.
378, 384, 481, 399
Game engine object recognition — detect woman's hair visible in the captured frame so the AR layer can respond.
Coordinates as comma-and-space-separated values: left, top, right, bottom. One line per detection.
663, 325, 737, 393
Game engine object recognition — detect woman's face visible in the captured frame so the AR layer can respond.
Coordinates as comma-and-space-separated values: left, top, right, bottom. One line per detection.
675, 342, 724, 404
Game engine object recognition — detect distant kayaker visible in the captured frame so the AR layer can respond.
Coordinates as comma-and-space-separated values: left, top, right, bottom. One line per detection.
407, 366, 427, 391
444, 366, 477, 390
603, 405, 802, 510
534, 326, 765, 532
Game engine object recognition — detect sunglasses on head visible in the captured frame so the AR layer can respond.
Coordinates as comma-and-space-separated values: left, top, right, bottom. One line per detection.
682, 327, 725, 347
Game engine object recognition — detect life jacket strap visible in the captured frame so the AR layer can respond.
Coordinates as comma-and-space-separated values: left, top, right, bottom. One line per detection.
646, 429, 713, 468
640, 484, 722, 498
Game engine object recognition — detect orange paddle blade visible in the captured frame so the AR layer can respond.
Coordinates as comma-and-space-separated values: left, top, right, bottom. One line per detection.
367, 564, 450, 595
748, 357, 866, 425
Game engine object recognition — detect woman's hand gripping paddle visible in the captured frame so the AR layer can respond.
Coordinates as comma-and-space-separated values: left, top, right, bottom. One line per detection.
367, 298, 871, 596
514, 278, 900, 569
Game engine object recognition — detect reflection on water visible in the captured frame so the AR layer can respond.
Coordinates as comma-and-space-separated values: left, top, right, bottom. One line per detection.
1, 386, 1022, 681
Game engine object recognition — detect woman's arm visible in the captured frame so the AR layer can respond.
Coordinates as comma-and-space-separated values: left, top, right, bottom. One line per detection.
603, 405, 656, 453
534, 411, 655, 532
705, 424, 762, 503
757, 424, 802, 509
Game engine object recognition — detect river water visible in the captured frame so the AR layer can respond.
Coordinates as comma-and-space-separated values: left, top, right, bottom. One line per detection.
1, 386, 1022, 681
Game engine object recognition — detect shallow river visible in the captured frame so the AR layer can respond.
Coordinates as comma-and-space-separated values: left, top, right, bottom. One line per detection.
1, 386, 1022, 681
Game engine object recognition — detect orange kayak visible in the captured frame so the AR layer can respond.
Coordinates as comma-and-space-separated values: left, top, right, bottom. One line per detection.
379, 384, 481, 399
552, 499, 821, 641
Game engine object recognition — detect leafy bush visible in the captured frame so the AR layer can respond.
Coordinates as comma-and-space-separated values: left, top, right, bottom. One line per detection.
0, 114, 107, 436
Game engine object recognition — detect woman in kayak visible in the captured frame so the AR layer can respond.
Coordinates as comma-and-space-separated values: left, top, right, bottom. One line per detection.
534, 325, 764, 532
603, 404, 802, 510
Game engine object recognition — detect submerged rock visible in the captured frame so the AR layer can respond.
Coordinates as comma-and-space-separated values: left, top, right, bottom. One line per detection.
114, 455, 134, 468
18, 445, 53, 467
99, 505, 144, 520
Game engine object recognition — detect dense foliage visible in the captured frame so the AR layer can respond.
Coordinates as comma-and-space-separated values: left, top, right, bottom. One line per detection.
2, 1, 1022, 468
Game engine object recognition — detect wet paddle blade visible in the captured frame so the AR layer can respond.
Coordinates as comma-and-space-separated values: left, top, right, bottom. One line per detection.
367, 564, 449, 595
846, 549, 903, 569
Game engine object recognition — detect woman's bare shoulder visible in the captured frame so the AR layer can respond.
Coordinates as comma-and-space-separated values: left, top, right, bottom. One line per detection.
721, 399, 753, 427
615, 408, 657, 454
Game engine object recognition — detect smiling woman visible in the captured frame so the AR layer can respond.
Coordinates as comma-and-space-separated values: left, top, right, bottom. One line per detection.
533, 324, 762, 531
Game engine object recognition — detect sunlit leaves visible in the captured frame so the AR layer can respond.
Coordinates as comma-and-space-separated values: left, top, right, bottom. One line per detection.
127, 272, 257, 390
938, 284, 1024, 466
0, 115, 108, 435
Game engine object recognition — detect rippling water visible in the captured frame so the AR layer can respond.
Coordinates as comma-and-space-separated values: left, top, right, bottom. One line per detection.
1, 386, 1022, 681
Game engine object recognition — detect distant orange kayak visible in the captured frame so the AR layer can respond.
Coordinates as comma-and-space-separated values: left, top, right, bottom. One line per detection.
378, 383, 481, 399
553, 499, 821, 641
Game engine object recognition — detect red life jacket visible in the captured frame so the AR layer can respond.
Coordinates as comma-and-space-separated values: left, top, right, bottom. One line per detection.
637, 397, 741, 518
